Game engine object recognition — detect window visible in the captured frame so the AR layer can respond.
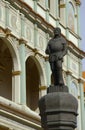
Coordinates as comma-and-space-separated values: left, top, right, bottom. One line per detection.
48, 0, 56, 16
58, 0, 65, 25
58, 0, 61, 17
26, 56, 40, 112
70, 81, 78, 98
68, 2, 75, 31
48, 0, 50, 9
39, 0, 45, 7
0, 39, 12, 100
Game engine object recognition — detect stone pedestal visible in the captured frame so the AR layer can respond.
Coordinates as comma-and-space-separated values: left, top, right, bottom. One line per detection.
39, 86, 78, 130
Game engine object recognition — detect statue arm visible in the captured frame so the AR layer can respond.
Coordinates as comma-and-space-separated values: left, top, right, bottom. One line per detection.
45, 44, 50, 55
62, 43, 67, 56
59, 42, 67, 60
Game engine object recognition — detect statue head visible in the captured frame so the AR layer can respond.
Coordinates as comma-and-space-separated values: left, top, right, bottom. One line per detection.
54, 27, 61, 37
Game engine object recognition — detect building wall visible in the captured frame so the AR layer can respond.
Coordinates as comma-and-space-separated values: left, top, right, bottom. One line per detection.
0, 0, 85, 130
82, 71, 85, 129
82, 72, 85, 92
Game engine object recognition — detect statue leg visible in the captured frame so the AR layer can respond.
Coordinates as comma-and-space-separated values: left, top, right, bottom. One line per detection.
56, 60, 64, 86
50, 62, 59, 86
53, 69, 59, 85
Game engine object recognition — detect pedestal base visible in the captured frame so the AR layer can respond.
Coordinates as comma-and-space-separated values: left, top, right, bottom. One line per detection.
47, 85, 68, 93
39, 91, 78, 130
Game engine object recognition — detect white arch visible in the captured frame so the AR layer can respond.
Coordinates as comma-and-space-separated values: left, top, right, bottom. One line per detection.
1, 37, 21, 71
68, 0, 76, 13
0, 33, 21, 103
0, 34, 21, 71
34, 55, 47, 86
26, 53, 46, 86
70, 79, 79, 98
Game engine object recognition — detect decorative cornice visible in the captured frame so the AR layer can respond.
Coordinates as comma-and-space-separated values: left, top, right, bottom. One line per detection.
5, 28, 11, 38
39, 86, 47, 90
0, 97, 41, 128
75, 14, 77, 17
78, 95, 80, 99
59, 4, 66, 8
0, 0, 85, 59
0, 62, 5, 71
45, 56, 49, 61
66, 70, 72, 75
78, 78, 84, 83
0, 27, 5, 34
19, 38, 27, 45
76, 0, 81, 6
68, 41, 85, 59
7, 0, 54, 32
12, 71, 21, 76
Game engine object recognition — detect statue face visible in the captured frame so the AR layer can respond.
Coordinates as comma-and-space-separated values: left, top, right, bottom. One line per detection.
54, 27, 61, 36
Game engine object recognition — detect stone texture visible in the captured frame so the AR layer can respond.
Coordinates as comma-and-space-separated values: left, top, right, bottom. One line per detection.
39, 92, 78, 130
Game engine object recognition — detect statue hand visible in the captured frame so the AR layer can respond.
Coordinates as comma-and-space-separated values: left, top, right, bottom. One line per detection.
58, 55, 63, 60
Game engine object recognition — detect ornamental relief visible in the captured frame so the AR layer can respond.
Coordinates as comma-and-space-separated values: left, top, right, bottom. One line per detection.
11, 14, 17, 29
26, 26, 31, 41
63, 72, 66, 85
0, 3, 5, 22
7, 35, 19, 50
10, 12, 21, 32
0, 7, 2, 20
0, 27, 5, 34
70, 81, 78, 98
39, 36, 44, 49
72, 62, 77, 71
71, 60, 79, 74
25, 47, 34, 59
68, 2, 75, 31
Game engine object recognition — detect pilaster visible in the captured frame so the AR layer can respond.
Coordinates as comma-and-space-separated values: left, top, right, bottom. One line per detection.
66, 71, 72, 92
78, 79, 85, 130
12, 71, 21, 103
19, 40, 26, 105
5, 1, 10, 28
67, 50, 70, 71
65, 1, 69, 40
34, 23, 38, 48
45, 61, 51, 87
66, 50, 71, 91
79, 58, 82, 78
21, 13, 25, 38
55, 0, 59, 26
76, 2, 81, 48
33, 0, 39, 12
45, 33, 51, 87
45, 0, 49, 22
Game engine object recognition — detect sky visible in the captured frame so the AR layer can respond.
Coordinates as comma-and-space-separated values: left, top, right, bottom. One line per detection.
80, 0, 85, 71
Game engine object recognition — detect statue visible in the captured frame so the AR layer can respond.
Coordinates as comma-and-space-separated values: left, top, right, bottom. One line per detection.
45, 27, 67, 86
39, 27, 78, 130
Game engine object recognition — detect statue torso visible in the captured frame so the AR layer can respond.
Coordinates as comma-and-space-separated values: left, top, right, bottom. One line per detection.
48, 37, 65, 53
47, 36, 66, 62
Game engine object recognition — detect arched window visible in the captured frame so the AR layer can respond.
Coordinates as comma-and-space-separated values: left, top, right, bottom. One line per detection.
48, 0, 50, 9
70, 81, 78, 98
48, 0, 56, 16
58, 0, 60, 17
68, 2, 75, 31
26, 56, 40, 112
39, 0, 45, 7
58, 0, 65, 25
0, 39, 12, 100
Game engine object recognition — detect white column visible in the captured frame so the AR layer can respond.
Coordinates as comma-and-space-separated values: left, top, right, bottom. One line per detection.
19, 40, 26, 105
12, 71, 21, 103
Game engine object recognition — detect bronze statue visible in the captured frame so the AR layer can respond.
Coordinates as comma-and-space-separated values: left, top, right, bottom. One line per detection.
45, 27, 67, 86
39, 28, 78, 130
